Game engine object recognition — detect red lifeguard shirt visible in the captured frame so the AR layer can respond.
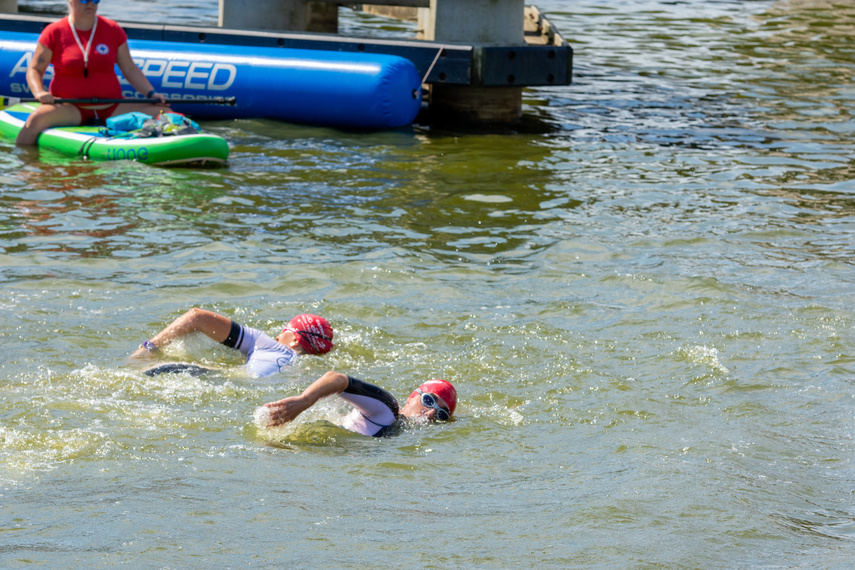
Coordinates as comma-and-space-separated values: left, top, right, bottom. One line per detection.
38, 15, 127, 99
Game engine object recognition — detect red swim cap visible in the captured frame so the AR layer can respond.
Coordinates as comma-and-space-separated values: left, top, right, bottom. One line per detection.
285, 314, 334, 355
411, 379, 457, 415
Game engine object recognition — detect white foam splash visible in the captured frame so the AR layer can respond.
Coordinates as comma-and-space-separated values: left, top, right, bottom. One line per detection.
463, 194, 513, 203
253, 406, 271, 427
682, 345, 730, 374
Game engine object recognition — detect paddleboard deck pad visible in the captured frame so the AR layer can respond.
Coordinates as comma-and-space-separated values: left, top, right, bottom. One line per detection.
0, 102, 229, 167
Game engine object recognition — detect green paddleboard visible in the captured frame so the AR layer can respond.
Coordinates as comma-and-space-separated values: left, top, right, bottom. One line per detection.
0, 102, 229, 167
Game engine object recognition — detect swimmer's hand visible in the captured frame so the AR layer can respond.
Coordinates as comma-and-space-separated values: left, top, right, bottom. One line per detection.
262, 371, 349, 428
129, 340, 160, 360
263, 395, 312, 427
128, 348, 150, 360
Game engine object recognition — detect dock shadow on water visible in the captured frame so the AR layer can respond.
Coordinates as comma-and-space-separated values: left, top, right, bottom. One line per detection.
2, 0, 855, 567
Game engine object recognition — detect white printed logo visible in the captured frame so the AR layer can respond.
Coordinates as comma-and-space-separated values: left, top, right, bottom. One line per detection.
135, 58, 238, 91
96, 44, 109, 55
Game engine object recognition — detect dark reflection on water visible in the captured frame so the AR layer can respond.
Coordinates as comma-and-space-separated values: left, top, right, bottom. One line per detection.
2, 121, 571, 266
0, 156, 233, 262
543, 68, 774, 149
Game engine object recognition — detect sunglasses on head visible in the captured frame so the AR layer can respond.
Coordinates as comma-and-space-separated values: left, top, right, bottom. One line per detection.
80, 0, 101, 4
417, 390, 450, 421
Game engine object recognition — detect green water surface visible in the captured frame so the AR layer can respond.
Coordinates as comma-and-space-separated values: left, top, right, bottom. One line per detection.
1, 0, 854, 567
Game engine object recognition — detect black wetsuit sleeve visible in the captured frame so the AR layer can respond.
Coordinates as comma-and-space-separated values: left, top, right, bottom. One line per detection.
221, 320, 243, 349
345, 376, 400, 419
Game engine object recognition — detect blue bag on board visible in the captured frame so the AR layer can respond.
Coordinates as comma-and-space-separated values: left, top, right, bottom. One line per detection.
103, 112, 200, 138
104, 112, 152, 136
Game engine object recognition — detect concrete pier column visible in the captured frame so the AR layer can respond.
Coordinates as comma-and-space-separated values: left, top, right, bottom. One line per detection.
361, 5, 419, 22
219, 0, 337, 33
0, 0, 17, 14
424, 0, 524, 125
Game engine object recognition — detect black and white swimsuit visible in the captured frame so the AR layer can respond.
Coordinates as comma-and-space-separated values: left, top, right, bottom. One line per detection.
339, 376, 400, 437
146, 321, 298, 378
222, 321, 299, 377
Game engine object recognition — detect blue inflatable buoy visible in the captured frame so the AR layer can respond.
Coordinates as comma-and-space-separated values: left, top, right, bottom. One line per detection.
0, 31, 423, 129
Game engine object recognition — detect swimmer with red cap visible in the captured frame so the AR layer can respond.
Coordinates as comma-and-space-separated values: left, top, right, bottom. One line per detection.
262, 371, 458, 436
129, 308, 333, 378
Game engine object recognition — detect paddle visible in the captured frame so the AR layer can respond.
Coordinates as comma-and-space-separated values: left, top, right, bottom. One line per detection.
3, 96, 237, 106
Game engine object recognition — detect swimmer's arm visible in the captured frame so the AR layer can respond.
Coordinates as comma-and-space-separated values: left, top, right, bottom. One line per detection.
129, 308, 232, 359
263, 371, 349, 427
27, 43, 54, 103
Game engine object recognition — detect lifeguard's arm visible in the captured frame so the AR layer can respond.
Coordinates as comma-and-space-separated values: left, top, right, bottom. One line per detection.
263, 371, 350, 427
129, 308, 233, 358
115, 43, 167, 103
26, 43, 54, 104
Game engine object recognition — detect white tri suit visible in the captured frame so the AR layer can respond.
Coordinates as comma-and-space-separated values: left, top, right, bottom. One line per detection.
221, 321, 299, 377
144, 320, 298, 378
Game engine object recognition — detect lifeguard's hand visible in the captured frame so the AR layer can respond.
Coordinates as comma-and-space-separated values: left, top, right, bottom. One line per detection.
263, 395, 311, 427
35, 91, 55, 104
151, 92, 169, 106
